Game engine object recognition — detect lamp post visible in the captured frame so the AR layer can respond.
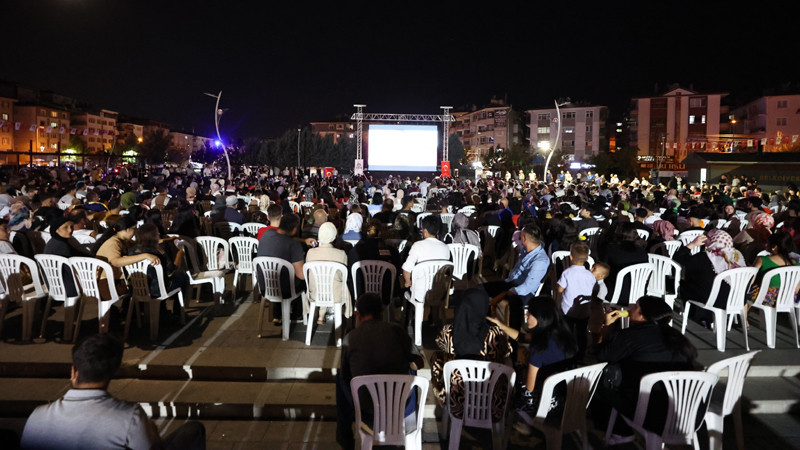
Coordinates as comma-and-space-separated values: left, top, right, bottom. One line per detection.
297, 128, 301, 169
542, 100, 569, 182
203, 91, 231, 182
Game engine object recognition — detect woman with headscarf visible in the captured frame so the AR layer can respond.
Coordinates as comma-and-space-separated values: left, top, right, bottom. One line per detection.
647, 219, 675, 254
305, 222, 351, 324
674, 229, 744, 327
429, 287, 513, 417
445, 212, 481, 251
734, 211, 774, 264
342, 212, 363, 242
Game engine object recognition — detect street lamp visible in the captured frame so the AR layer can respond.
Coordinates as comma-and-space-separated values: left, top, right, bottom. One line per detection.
542, 100, 570, 182
297, 128, 301, 169
203, 91, 232, 182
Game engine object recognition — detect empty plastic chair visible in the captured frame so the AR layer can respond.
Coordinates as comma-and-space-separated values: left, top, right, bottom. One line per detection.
705, 350, 760, 450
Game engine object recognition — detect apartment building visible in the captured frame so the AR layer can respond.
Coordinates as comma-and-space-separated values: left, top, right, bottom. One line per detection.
70, 109, 118, 154
12, 103, 71, 165
527, 104, 608, 162
731, 94, 800, 151
449, 100, 522, 162
0, 96, 14, 158
310, 121, 355, 144
629, 86, 727, 161
169, 130, 213, 155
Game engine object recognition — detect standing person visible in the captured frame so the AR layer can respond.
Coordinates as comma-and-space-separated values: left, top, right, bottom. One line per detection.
336, 293, 424, 450
20, 333, 205, 449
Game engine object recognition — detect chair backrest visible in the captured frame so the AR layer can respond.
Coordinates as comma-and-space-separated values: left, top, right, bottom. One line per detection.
410, 260, 453, 302
444, 360, 516, 428
252, 256, 298, 301
635, 229, 650, 240
485, 225, 500, 238
242, 222, 264, 237
608, 263, 654, 305
303, 261, 348, 305
195, 236, 230, 271
124, 260, 170, 299
706, 267, 758, 311
635, 371, 718, 445
663, 240, 682, 258
229, 237, 259, 272
34, 254, 77, 302
678, 230, 704, 246
416, 212, 432, 230
579, 227, 600, 237
536, 362, 607, 433
448, 243, 479, 280
439, 213, 455, 232
647, 254, 683, 297
288, 201, 301, 214
753, 266, 800, 312
300, 201, 314, 209
716, 219, 731, 229
350, 374, 429, 447
351, 259, 396, 301
213, 221, 242, 240
0, 254, 47, 300
706, 350, 760, 417
551, 250, 571, 266
397, 239, 408, 254
69, 257, 121, 318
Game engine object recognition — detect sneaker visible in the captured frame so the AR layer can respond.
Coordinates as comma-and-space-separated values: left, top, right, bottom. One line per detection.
272, 318, 282, 326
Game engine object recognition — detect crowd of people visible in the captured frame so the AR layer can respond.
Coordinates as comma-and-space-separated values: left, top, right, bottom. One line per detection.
2, 162, 800, 448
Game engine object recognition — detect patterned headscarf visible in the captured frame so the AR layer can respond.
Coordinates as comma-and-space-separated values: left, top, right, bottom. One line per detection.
753, 212, 775, 230
705, 229, 744, 274
652, 220, 675, 241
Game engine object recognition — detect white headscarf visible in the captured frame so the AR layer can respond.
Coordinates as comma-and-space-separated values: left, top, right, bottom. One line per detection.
344, 213, 363, 234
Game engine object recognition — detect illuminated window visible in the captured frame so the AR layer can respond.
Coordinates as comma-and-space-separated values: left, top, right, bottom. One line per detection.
1, 113, 7, 120
689, 115, 695, 124
537, 113, 550, 121
701, 115, 706, 124
538, 127, 550, 134
564, 127, 574, 134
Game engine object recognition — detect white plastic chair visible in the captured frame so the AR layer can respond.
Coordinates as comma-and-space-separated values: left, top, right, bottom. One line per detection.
252, 257, 304, 341
755, 250, 771, 258
605, 263, 654, 307
69, 257, 127, 335
350, 374, 428, 450
288, 201, 301, 214
663, 240, 682, 258
484, 225, 500, 238
705, 350, 760, 450
415, 212, 432, 230
177, 238, 227, 305
408, 260, 453, 346
647, 254, 683, 311
229, 236, 259, 294
300, 200, 314, 210
439, 213, 455, 233
636, 228, 650, 241
213, 221, 242, 240
304, 261, 349, 347
123, 261, 184, 341
606, 371, 718, 450
578, 227, 599, 238
242, 222, 265, 237
520, 362, 607, 450
678, 230, 704, 254
681, 267, 758, 351
195, 235, 231, 295
351, 260, 395, 321
749, 266, 800, 348
0, 254, 49, 342
34, 254, 82, 342
447, 243, 479, 281
442, 360, 516, 450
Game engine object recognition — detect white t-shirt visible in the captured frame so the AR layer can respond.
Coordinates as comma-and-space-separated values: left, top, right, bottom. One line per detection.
402, 237, 451, 301
557, 265, 597, 315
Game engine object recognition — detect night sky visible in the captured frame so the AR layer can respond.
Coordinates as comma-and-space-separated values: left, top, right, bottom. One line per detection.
5, 1, 798, 140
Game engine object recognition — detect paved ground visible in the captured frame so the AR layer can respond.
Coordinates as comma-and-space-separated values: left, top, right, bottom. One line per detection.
1, 276, 799, 449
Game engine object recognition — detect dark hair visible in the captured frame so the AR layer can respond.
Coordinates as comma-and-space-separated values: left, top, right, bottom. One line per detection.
279, 213, 301, 234
420, 214, 441, 237
637, 295, 697, 361
767, 231, 794, 263
72, 333, 123, 384
267, 203, 283, 221
521, 224, 542, 243
134, 223, 160, 249
93, 215, 137, 252
356, 292, 383, 318
526, 296, 577, 358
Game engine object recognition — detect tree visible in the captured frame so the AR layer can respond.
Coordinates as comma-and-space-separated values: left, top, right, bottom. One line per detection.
502, 143, 533, 173
588, 146, 640, 180
448, 133, 466, 170
137, 129, 174, 166
68, 135, 86, 153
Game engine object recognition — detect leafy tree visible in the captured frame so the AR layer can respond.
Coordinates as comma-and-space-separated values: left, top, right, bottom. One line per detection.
588, 146, 640, 180
481, 146, 501, 171
502, 143, 533, 173
448, 133, 466, 170
68, 135, 86, 153
137, 129, 174, 165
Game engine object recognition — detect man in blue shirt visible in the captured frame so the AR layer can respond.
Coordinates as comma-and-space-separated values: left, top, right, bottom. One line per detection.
487, 224, 549, 331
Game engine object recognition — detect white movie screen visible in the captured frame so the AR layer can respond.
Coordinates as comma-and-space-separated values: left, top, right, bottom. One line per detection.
368, 124, 438, 171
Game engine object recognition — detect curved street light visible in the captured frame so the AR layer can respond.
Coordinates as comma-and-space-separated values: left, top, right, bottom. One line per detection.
542, 99, 570, 182
203, 91, 232, 182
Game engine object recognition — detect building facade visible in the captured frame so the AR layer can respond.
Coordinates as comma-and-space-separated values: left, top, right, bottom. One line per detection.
630, 86, 728, 161
310, 121, 355, 144
0, 97, 15, 161
449, 100, 523, 162
731, 94, 800, 151
70, 109, 118, 155
12, 103, 71, 165
527, 104, 608, 162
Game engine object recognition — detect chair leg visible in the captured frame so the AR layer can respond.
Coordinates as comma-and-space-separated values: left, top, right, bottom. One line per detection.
447, 417, 463, 450
256, 296, 266, 338
604, 408, 618, 444
22, 300, 36, 342
734, 402, 745, 450
706, 411, 724, 450
741, 312, 750, 351
682, 303, 692, 335
63, 304, 76, 342
334, 304, 343, 347
38, 296, 54, 340
305, 303, 316, 345
714, 311, 726, 351
414, 303, 423, 347
790, 310, 800, 349
282, 299, 291, 341
149, 300, 160, 341
72, 298, 86, 344
177, 292, 186, 325
122, 300, 135, 341
0, 297, 7, 339
764, 308, 777, 349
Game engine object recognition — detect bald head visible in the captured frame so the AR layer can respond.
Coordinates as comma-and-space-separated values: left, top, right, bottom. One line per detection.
313, 208, 328, 225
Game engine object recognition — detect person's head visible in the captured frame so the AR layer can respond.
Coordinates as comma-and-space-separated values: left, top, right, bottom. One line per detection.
420, 214, 442, 238
615, 221, 639, 246
71, 333, 124, 388
452, 287, 491, 357
317, 222, 337, 244
266, 203, 283, 225
766, 231, 793, 258
569, 241, 590, 265
50, 216, 74, 239
345, 212, 364, 234
110, 215, 137, 241
381, 198, 394, 212
107, 199, 121, 212
0, 219, 10, 242
355, 293, 383, 323
225, 195, 238, 209
312, 208, 328, 225
520, 224, 542, 249
591, 262, 610, 281
134, 223, 160, 249
525, 296, 560, 331
278, 213, 301, 236
364, 219, 386, 239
